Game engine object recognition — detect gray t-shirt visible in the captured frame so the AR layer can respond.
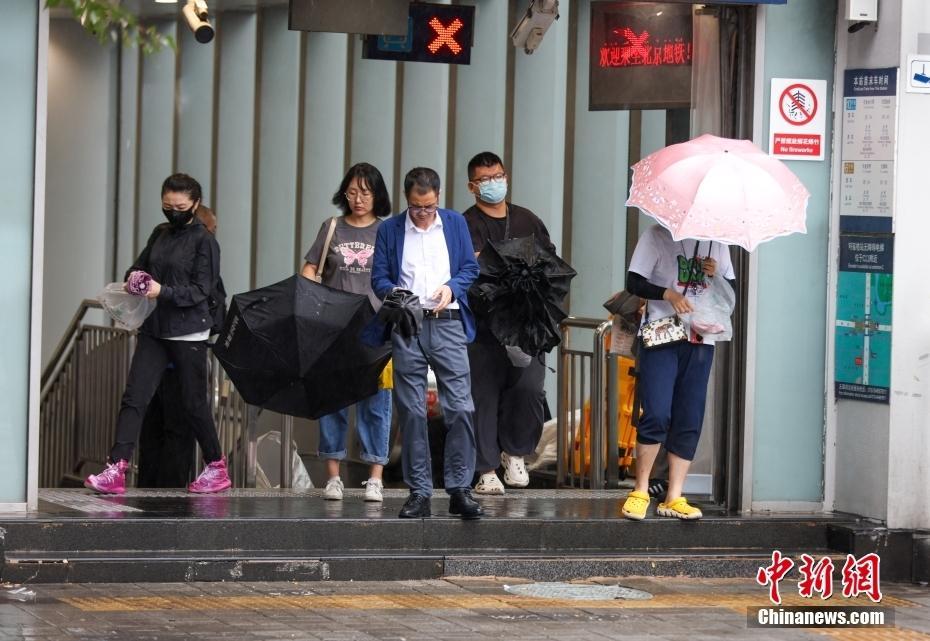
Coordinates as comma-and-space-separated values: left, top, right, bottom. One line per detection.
305, 216, 381, 310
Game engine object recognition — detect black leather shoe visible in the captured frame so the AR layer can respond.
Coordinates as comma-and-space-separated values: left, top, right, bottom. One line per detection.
449, 490, 483, 520
398, 493, 431, 519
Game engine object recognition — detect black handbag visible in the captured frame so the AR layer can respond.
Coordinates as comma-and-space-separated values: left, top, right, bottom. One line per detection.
602, 290, 643, 334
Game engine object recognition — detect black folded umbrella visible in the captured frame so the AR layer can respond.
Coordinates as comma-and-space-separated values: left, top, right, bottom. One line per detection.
470, 234, 577, 356
213, 275, 391, 419
376, 288, 422, 338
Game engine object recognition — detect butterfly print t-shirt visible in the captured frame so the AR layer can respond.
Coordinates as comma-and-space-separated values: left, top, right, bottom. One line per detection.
305, 216, 382, 310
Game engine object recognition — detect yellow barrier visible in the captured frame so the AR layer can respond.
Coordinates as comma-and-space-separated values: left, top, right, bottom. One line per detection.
570, 355, 639, 477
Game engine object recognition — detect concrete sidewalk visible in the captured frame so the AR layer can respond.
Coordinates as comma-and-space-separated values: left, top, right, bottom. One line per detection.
1, 577, 928, 641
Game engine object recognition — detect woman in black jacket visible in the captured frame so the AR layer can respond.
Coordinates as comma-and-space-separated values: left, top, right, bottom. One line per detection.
85, 174, 230, 494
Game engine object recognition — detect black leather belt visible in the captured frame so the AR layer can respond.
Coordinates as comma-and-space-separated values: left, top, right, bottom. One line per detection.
423, 308, 461, 320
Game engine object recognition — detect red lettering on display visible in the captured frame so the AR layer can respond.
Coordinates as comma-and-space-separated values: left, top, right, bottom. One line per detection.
599, 26, 692, 69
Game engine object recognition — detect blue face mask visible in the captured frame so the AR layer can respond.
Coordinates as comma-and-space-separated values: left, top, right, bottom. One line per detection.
477, 178, 507, 204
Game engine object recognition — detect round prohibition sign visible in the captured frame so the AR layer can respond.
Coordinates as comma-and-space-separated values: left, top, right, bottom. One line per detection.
779, 83, 817, 126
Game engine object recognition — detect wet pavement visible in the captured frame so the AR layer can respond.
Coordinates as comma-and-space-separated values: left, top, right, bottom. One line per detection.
18, 487, 852, 521
0, 577, 928, 641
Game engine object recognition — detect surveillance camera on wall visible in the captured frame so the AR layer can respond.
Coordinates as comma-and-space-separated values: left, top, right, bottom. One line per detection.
510, 0, 559, 55
846, 0, 877, 33
846, 0, 878, 22
183, 0, 215, 44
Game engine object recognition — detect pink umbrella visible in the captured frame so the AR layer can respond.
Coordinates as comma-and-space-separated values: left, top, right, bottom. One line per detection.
626, 134, 810, 251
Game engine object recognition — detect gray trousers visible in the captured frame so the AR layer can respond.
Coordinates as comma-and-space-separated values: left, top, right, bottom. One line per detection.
392, 317, 476, 497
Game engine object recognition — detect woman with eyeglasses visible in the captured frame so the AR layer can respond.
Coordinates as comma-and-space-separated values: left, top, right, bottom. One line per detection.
84, 173, 230, 495
301, 162, 393, 503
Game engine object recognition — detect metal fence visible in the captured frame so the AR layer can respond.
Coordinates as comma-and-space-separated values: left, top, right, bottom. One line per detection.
42, 306, 633, 492
556, 317, 631, 489
208, 356, 258, 487
40, 312, 134, 487
40, 300, 258, 488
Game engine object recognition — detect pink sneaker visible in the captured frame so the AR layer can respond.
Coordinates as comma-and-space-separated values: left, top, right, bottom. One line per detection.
84, 460, 129, 494
188, 457, 232, 494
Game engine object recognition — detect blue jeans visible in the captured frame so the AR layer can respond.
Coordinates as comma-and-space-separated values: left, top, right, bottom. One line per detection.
318, 388, 393, 465
636, 341, 715, 461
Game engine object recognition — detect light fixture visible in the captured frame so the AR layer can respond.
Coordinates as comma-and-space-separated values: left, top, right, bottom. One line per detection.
510, 0, 559, 55
154, 1, 178, 4
183, 0, 214, 43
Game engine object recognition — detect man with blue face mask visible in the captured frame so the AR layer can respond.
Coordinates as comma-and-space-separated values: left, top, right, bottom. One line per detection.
463, 152, 556, 495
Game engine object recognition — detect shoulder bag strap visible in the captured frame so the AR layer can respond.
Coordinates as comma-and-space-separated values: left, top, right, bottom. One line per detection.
644, 240, 702, 324
504, 204, 511, 240
316, 216, 338, 281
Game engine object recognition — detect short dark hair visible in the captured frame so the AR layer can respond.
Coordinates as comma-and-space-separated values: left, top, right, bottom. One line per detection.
403, 167, 441, 198
467, 152, 505, 179
161, 173, 202, 203
332, 162, 392, 218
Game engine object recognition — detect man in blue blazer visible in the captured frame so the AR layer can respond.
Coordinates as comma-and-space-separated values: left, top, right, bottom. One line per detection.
370, 167, 483, 519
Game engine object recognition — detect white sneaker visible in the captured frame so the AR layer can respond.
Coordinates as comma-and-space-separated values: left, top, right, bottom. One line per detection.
474, 472, 505, 495
322, 477, 344, 500
363, 478, 384, 502
501, 453, 529, 487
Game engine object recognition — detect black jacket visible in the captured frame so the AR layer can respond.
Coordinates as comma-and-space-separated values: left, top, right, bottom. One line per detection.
126, 220, 221, 339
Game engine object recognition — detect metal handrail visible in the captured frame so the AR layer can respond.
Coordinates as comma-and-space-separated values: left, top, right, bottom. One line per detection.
40, 320, 134, 486
556, 316, 617, 489
41, 299, 104, 393
40, 301, 262, 488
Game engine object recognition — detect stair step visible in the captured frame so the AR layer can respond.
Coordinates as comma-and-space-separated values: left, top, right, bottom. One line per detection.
2, 550, 844, 584
0, 517, 843, 554
0, 491, 867, 584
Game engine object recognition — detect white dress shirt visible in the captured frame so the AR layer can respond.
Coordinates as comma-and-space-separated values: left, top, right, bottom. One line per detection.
399, 212, 459, 310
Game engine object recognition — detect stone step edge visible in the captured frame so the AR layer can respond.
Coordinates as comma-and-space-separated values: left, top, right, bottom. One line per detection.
0, 552, 850, 583
2, 545, 840, 559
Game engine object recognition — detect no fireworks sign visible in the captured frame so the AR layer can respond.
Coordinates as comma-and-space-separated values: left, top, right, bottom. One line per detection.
768, 78, 828, 161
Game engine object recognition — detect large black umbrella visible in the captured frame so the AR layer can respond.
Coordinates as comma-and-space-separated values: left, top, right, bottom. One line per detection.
213, 275, 391, 419
470, 234, 577, 356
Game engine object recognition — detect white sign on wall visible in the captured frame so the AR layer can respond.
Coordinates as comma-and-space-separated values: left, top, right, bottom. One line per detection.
840, 67, 898, 233
768, 78, 828, 161
905, 54, 930, 94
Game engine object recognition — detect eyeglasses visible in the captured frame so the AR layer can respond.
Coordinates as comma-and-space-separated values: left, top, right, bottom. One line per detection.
469, 172, 507, 185
345, 190, 373, 202
408, 203, 439, 216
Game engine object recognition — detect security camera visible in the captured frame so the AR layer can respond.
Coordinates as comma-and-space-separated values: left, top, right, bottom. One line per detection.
846, 0, 877, 32
183, 0, 214, 44
510, 0, 559, 55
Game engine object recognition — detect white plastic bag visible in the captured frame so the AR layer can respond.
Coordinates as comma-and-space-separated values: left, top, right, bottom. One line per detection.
255, 430, 314, 491
505, 345, 533, 367
97, 282, 157, 330
684, 277, 735, 342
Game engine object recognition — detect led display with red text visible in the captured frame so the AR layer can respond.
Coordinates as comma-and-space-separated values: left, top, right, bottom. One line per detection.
590, 2, 693, 111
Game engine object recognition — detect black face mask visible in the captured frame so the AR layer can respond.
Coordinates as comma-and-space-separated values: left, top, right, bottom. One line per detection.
163, 207, 195, 228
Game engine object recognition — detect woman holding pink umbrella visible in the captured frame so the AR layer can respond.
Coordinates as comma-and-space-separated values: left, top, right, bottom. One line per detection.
620, 134, 808, 521
621, 225, 735, 521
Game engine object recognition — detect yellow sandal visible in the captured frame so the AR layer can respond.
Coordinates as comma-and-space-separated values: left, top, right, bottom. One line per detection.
657, 496, 703, 520
621, 490, 651, 521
